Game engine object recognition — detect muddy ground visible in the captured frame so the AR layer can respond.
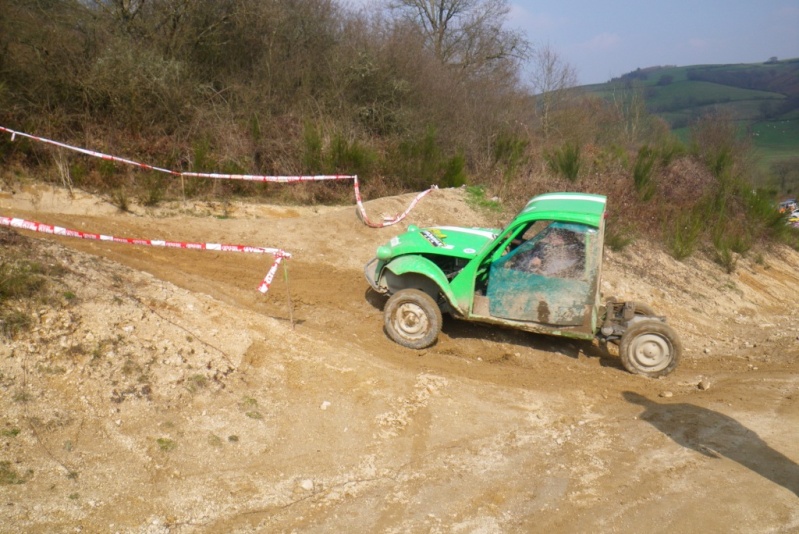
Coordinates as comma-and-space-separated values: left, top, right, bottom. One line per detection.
1, 184, 798, 533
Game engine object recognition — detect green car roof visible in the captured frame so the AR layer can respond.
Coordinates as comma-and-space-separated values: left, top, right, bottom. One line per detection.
518, 192, 607, 228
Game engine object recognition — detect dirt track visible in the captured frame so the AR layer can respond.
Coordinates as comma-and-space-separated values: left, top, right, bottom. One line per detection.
1, 184, 798, 533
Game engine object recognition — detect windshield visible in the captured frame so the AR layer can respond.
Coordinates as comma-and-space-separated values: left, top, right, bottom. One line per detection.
502, 223, 589, 280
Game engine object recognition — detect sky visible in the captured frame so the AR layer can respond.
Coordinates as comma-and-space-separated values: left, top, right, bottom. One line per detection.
507, 0, 799, 85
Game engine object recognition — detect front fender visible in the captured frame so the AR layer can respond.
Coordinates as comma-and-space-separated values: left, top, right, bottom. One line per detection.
382, 256, 463, 314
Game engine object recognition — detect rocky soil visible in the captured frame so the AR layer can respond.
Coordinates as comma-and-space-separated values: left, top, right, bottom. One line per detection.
1, 184, 798, 533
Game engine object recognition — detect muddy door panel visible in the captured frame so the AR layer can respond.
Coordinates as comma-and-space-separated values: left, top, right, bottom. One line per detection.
485, 224, 594, 325
486, 268, 590, 325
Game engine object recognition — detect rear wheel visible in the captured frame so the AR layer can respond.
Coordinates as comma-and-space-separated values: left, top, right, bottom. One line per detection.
384, 289, 442, 349
619, 319, 681, 378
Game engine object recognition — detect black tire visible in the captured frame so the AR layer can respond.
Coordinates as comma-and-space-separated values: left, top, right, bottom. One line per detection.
619, 319, 681, 378
384, 289, 442, 349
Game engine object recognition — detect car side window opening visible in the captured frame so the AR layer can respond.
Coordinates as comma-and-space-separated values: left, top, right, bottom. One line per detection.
503, 224, 586, 279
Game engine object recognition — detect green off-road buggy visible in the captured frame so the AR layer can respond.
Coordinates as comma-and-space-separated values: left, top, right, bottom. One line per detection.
365, 192, 682, 377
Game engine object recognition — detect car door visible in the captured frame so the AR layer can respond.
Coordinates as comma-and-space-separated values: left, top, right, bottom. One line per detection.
485, 223, 595, 325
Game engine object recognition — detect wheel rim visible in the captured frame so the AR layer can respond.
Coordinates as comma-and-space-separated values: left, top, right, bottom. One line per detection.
628, 333, 672, 372
392, 301, 430, 341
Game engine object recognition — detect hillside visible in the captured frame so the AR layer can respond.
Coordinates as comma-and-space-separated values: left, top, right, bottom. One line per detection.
1, 183, 798, 532
585, 58, 799, 169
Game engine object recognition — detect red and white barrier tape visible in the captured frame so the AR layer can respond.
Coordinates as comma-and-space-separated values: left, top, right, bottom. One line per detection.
0, 216, 290, 295
0, 126, 436, 228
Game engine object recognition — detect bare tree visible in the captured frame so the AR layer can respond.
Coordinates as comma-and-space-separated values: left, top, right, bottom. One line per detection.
607, 79, 648, 145
387, 0, 528, 76
89, 0, 148, 27
528, 44, 577, 140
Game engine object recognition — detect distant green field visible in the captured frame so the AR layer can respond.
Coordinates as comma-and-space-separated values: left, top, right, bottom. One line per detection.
753, 119, 799, 147
586, 59, 799, 175
752, 119, 799, 168
660, 100, 779, 127
646, 80, 783, 112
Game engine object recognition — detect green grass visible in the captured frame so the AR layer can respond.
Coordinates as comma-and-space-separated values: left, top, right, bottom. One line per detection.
647, 80, 783, 113
751, 118, 799, 173
752, 119, 799, 149
465, 185, 502, 213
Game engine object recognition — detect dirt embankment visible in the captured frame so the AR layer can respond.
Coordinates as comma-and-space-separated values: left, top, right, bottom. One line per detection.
1, 184, 798, 533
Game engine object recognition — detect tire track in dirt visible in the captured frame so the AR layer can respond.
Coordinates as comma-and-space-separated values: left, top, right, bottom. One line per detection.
3, 185, 799, 532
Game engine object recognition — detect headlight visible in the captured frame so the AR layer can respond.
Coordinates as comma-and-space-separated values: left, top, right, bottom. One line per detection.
376, 245, 392, 261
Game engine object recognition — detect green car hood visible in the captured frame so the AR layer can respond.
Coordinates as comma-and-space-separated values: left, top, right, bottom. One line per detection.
379, 225, 500, 260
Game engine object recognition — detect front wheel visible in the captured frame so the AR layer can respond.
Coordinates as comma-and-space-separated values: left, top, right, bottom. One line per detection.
619, 319, 681, 378
384, 289, 442, 349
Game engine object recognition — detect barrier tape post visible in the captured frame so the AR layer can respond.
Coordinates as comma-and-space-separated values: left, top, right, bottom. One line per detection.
181, 174, 186, 206
283, 260, 294, 329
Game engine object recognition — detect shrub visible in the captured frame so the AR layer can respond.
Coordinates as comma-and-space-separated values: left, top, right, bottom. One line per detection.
632, 145, 657, 200
665, 208, 704, 260
327, 134, 376, 177
545, 142, 581, 182
780, 226, 799, 251
605, 221, 636, 251
493, 132, 529, 175
713, 244, 737, 273
656, 139, 686, 167
301, 123, 324, 172
112, 189, 130, 212
1, 310, 31, 339
0, 261, 47, 301
139, 172, 166, 207
742, 187, 788, 239
690, 110, 747, 179
711, 224, 745, 273
386, 127, 466, 190
440, 153, 467, 188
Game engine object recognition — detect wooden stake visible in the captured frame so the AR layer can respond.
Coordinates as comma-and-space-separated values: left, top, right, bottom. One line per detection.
283, 260, 294, 329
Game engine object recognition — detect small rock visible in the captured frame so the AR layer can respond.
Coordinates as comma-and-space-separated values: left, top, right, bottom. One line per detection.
659, 391, 673, 398
698, 380, 711, 391
703, 348, 711, 354
299, 479, 314, 491
320, 401, 331, 411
